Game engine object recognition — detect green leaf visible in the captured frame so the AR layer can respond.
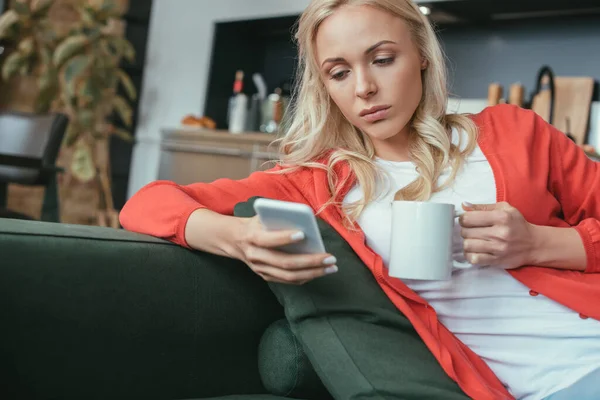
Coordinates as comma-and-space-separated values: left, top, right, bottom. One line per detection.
112, 127, 133, 142
112, 95, 133, 127
0, 10, 20, 39
35, 86, 56, 113
31, 0, 53, 17
35, 85, 56, 113
98, 37, 113, 57
97, 1, 122, 20
70, 141, 96, 183
1, 51, 27, 81
63, 54, 92, 100
116, 68, 136, 100
63, 54, 91, 83
18, 61, 29, 75
105, 71, 118, 90
86, 27, 102, 42
79, 7, 96, 27
12, 1, 30, 17
109, 36, 135, 63
63, 123, 79, 147
36, 64, 58, 113
17, 35, 34, 56
78, 78, 102, 106
77, 109, 95, 130
38, 69, 55, 91
53, 35, 89, 67
60, 87, 74, 108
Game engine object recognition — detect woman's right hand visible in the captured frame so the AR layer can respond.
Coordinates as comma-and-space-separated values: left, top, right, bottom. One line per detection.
233, 216, 338, 285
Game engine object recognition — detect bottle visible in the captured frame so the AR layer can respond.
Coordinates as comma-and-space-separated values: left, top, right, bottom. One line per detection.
228, 70, 248, 134
227, 70, 243, 127
263, 88, 283, 134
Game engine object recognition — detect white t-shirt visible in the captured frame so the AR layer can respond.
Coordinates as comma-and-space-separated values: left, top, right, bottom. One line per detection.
343, 130, 600, 400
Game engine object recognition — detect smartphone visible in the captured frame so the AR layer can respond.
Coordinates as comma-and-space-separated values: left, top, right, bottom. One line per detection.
253, 198, 326, 254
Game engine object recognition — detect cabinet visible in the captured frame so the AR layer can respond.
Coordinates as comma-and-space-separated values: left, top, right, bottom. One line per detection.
158, 128, 280, 185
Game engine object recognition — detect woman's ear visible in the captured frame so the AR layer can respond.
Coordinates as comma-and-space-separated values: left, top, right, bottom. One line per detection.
421, 58, 429, 70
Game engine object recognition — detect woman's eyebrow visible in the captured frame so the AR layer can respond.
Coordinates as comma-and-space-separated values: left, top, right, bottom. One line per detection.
321, 40, 397, 67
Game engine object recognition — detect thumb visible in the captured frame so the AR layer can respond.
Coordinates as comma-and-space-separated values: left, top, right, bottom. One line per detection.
462, 201, 497, 212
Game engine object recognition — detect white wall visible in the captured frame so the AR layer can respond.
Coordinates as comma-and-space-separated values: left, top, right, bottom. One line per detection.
127, 0, 313, 198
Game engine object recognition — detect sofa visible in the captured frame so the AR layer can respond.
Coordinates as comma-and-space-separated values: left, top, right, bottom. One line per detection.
0, 217, 297, 400
1, 202, 471, 400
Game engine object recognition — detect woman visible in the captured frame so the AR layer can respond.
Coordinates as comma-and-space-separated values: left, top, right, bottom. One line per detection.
120, 1, 600, 399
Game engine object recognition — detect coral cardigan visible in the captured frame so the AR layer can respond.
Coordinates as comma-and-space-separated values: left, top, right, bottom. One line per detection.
120, 104, 600, 400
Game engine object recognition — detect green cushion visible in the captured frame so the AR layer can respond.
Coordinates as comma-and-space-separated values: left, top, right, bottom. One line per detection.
234, 197, 469, 400
258, 319, 332, 399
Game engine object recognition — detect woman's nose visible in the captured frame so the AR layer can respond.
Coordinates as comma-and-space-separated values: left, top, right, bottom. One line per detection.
355, 71, 377, 99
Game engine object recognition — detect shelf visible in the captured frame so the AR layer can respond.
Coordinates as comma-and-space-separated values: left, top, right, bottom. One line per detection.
421, 0, 600, 25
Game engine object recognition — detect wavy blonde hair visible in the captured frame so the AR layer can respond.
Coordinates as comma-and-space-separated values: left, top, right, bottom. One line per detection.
273, 0, 478, 223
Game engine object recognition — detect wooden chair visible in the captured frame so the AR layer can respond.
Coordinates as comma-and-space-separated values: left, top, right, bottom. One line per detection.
0, 111, 69, 222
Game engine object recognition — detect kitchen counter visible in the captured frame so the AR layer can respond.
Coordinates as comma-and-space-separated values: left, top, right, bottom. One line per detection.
161, 128, 279, 146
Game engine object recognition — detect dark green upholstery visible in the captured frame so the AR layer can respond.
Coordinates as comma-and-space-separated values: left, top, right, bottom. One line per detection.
0, 218, 286, 400
198, 396, 309, 400
234, 198, 468, 400
258, 319, 331, 399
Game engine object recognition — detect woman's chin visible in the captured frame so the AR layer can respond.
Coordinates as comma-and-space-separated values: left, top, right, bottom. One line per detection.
360, 114, 412, 142
362, 123, 404, 142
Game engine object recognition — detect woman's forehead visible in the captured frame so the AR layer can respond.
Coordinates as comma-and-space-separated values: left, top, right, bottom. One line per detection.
315, 5, 411, 60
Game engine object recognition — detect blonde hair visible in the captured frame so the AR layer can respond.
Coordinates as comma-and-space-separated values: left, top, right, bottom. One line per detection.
274, 0, 478, 224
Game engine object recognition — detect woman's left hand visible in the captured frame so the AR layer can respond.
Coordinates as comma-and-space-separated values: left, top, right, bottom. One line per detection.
459, 202, 537, 269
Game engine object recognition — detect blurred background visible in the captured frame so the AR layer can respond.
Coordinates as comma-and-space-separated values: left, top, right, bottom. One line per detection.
0, 0, 599, 228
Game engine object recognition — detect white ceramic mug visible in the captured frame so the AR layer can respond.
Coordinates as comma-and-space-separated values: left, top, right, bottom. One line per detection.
389, 201, 455, 281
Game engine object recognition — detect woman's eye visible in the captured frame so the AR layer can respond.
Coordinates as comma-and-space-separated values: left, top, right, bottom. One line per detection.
331, 70, 348, 81
374, 57, 394, 65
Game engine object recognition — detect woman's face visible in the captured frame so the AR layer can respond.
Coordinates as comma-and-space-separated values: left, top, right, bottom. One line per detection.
315, 5, 425, 157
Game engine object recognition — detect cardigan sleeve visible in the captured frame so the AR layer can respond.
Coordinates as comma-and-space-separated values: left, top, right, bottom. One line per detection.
545, 114, 600, 273
119, 165, 303, 248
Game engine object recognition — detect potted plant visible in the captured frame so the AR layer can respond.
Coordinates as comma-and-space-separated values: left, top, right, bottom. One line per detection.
0, 0, 137, 226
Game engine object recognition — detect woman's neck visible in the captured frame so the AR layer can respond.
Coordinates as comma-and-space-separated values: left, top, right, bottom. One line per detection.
372, 129, 412, 162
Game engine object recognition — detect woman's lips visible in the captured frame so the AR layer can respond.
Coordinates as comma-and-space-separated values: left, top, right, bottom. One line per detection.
361, 106, 391, 122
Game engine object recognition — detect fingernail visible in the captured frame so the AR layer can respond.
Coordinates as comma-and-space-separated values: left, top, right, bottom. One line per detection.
291, 231, 305, 241
463, 201, 474, 207
323, 256, 337, 265
324, 265, 338, 274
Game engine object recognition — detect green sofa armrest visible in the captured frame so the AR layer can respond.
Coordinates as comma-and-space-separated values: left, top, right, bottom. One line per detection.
0, 219, 284, 400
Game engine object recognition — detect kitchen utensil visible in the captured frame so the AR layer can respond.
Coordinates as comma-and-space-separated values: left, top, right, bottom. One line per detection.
488, 83, 503, 106
528, 66, 555, 124
552, 77, 595, 145
564, 117, 576, 142
508, 83, 524, 107
252, 73, 267, 100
